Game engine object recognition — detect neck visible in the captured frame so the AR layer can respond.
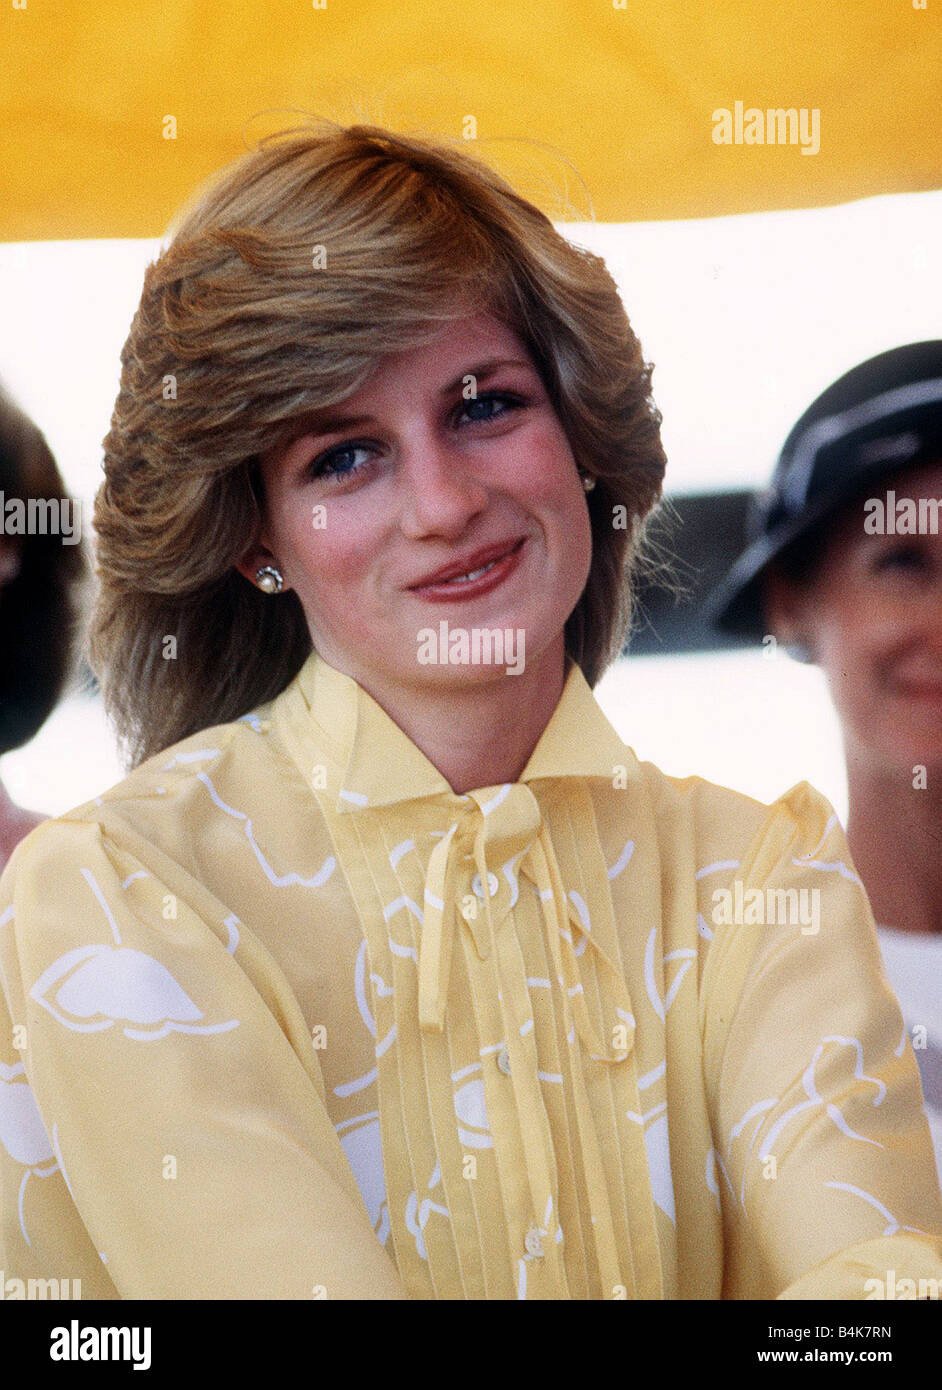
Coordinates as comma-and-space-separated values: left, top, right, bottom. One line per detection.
843, 741, 942, 936
340, 634, 567, 795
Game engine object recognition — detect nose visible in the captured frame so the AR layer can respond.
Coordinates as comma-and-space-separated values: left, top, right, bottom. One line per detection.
396, 433, 490, 540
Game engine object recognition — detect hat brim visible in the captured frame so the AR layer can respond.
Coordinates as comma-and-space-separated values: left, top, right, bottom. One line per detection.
703, 494, 839, 640
704, 448, 941, 640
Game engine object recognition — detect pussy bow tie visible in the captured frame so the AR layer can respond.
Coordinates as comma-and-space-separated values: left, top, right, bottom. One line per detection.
417, 781, 635, 1066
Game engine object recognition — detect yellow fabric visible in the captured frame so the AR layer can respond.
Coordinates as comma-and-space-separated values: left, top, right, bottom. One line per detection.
1, 650, 941, 1299
2, 0, 940, 240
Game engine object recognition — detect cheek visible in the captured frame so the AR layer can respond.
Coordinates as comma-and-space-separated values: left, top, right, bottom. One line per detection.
565, 502, 593, 585
817, 615, 863, 674
815, 609, 884, 720
273, 495, 376, 591
522, 423, 577, 489
518, 431, 586, 528
819, 594, 899, 664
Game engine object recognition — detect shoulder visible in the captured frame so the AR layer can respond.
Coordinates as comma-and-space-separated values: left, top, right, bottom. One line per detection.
625, 752, 841, 865
0, 693, 309, 896
76, 708, 285, 823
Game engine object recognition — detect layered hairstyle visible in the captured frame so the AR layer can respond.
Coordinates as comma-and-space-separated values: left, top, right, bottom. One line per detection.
91, 120, 668, 767
0, 385, 88, 754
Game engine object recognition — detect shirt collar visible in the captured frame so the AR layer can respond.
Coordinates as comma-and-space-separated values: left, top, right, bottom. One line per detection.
289, 650, 631, 813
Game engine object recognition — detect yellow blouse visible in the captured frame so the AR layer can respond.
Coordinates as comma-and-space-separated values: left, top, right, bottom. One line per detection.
1, 651, 940, 1300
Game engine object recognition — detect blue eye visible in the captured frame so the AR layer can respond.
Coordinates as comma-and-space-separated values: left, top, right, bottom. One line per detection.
304, 391, 524, 484
309, 442, 373, 481
457, 391, 520, 424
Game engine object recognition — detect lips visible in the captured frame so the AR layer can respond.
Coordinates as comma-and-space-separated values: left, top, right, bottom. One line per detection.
407, 537, 526, 589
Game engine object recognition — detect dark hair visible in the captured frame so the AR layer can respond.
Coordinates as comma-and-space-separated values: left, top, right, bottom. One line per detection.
0, 386, 88, 753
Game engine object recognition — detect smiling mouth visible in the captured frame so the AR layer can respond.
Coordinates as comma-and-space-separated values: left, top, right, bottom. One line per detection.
404, 538, 529, 607
408, 537, 526, 590
437, 556, 503, 584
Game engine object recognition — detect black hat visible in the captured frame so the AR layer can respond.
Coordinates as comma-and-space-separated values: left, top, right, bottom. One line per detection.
706, 341, 942, 640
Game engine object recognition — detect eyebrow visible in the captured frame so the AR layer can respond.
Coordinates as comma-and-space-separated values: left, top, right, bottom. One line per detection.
292, 358, 535, 441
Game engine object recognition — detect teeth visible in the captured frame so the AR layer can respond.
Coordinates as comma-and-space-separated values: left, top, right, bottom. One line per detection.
444, 558, 497, 584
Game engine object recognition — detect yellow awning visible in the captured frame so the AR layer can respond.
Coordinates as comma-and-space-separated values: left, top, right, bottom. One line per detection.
2, 0, 940, 240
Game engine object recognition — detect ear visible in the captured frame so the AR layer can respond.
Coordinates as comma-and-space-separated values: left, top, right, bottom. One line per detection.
762, 564, 811, 646
234, 531, 292, 594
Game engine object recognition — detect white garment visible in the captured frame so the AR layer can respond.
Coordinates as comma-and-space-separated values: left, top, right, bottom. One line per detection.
877, 925, 942, 1191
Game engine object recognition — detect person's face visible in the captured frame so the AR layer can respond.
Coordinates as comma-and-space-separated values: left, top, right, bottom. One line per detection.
239, 312, 593, 695
764, 461, 942, 771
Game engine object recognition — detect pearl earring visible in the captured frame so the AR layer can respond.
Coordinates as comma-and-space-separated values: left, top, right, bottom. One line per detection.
255, 565, 284, 594
580, 471, 596, 492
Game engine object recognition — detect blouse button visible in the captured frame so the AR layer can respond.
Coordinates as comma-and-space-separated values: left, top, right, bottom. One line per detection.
473, 871, 500, 900
524, 1227, 545, 1258
497, 1046, 512, 1076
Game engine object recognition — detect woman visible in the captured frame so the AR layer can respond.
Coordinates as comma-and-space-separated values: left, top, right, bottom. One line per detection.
710, 342, 942, 1185
0, 385, 87, 869
1, 123, 940, 1300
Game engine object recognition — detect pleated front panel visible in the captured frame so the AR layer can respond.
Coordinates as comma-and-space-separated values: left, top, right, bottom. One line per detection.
315, 777, 675, 1299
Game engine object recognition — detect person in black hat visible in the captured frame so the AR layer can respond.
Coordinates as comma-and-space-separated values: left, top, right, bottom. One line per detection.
709, 340, 942, 1184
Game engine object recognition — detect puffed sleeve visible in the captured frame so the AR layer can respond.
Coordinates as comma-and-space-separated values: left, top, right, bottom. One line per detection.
0, 817, 409, 1299
700, 781, 942, 1299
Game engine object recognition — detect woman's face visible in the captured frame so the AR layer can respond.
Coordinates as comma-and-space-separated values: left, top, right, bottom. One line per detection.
241, 312, 593, 696
765, 461, 942, 771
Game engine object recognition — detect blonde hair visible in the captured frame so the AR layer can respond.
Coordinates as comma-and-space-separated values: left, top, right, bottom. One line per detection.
91, 120, 667, 767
